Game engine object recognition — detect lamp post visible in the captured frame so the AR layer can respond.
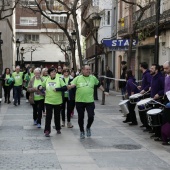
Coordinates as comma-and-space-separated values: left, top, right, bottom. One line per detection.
31, 48, 35, 67
16, 39, 20, 66
92, 14, 101, 100
71, 30, 77, 71
0, 32, 3, 103
20, 47, 25, 69
66, 46, 72, 68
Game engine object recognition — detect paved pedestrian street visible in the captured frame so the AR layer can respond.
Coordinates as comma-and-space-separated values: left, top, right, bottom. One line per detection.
0, 91, 170, 170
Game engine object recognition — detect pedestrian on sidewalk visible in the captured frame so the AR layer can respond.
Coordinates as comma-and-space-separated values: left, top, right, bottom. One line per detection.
39, 67, 67, 137
2, 68, 13, 104
60, 68, 75, 128
27, 68, 44, 128
41, 68, 49, 116
105, 66, 113, 92
68, 65, 109, 139
12, 66, 24, 106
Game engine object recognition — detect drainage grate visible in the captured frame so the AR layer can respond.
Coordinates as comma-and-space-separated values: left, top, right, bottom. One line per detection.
113, 144, 142, 150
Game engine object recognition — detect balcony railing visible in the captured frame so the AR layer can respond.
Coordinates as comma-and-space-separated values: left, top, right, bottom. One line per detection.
118, 16, 129, 35
118, 1, 170, 36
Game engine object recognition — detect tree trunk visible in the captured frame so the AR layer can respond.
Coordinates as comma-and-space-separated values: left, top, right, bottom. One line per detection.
72, 11, 83, 69
0, 33, 3, 102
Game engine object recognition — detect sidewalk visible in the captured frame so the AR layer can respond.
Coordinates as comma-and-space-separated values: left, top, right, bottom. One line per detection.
0, 91, 170, 170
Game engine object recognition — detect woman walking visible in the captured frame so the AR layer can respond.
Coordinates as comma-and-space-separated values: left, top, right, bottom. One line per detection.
2, 68, 13, 103
61, 68, 75, 128
39, 67, 67, 137
27, 68, 44, 128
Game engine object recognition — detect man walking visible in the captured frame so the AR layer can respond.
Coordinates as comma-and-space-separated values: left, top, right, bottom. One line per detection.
68, 65, 109, 139
105, 66, 113, 92
12, 66, 24, 106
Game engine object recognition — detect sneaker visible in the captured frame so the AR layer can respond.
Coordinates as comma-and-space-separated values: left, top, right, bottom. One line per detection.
26, 99, 29, 103
57, 130, 61, 134
37, 124, 41, 128
67, 122, 73, 128
61, 121, 65, 127
45, 131, 50, 137
34, 120, 37, 125
13, 102, 17, 106
80, 132, 85, 139
86, 128, 91, 137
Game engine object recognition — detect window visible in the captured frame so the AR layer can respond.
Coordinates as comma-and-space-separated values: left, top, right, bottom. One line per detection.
107, 11, 111, 25
21, 0, 36, 6
42, 15, 66, 23
92, 0, 99, 6
20, 17, 37, 26
101, 10, 111, 26
53, 33, 66, 42
24, 34, 39, 43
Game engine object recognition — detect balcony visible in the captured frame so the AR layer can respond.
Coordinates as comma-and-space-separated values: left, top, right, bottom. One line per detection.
133, 2, 170, 30
118, 16, 130, 36
86, 44, 104, 59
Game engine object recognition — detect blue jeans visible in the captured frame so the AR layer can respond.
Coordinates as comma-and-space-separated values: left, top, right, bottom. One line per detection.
105, 82, 110, 92
13, 85, 22, 104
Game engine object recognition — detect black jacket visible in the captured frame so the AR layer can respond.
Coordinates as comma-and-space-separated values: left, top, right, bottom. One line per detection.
119, 66, 127, 89
1, 73, 12, 87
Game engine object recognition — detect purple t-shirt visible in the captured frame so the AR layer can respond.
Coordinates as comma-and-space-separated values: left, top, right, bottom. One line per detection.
164, 75, 170, 93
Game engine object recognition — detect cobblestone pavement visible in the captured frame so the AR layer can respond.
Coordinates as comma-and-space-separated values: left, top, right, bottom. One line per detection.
0, 91, 170, 170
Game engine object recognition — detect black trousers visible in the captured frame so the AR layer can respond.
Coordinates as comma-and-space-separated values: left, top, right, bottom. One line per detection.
13, 86, 22, 104
61, 97, 75, 122
3, 86, 11, 101
44, 103, 62, 133
128, 102, 137, 123
76, 102, 95, 132
26, 91, 30, 100
32, 99, 44, 124
139, 109, 149, 128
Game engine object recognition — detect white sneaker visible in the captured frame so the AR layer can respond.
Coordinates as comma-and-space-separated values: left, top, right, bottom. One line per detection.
61, 121, 65, 127
67, 122, 73, 128
26, 99, 29, 103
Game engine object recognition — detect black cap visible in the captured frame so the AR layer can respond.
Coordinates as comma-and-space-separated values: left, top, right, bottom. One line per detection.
48, 67, 56, 74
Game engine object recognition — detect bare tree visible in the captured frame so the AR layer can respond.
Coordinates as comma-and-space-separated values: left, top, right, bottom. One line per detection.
20, 0, 88, 70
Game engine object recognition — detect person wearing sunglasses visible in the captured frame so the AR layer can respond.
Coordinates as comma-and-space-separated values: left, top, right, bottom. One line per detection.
60, 68, 76, 128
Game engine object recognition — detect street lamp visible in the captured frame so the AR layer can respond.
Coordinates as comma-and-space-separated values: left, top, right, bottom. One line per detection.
20, 47, 25, 69
31, 48, 35, 67
16, 39, 20, 66
71, 30, 77, 71
92, 14, 101, 100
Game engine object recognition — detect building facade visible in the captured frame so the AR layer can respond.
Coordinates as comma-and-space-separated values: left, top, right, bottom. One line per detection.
15, 0, 74, 69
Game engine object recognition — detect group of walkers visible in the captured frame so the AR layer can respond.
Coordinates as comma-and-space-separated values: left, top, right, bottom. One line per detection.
119, 61, 170, 145
1, 64, 108, 139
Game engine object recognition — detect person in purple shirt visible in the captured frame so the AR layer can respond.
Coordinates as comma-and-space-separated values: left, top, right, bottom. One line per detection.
161, 61, 170, 145
149, 64, 165, 141
137, 62, 152, 131
123, 70, 139, 125
138, 62, 152, 95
